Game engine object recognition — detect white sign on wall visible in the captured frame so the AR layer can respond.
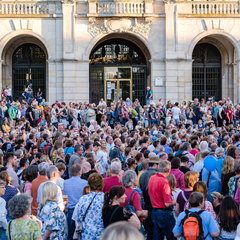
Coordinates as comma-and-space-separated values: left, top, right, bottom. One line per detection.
155, 77, 164, 86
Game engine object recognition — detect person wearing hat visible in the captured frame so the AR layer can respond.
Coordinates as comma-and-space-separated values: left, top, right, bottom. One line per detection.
139, 156, 159, 191
146, 86, 153, 105
31, 162, 49, 216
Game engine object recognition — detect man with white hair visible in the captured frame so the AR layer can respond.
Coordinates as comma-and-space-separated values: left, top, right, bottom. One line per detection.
102, 158, 123, 193
199, 141, 208, 152
146, 86, 153, 105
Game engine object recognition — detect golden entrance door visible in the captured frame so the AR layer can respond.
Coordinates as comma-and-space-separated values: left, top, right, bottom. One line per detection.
104, 67, 132, 105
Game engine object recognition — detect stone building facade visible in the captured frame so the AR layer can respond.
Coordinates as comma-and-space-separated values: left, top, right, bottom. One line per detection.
0, 0, 239, 105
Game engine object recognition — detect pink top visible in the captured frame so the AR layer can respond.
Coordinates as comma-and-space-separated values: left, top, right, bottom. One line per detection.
184, 200, 217, 220
235, 185, 240, 209
24, 181, 32, 193
170, 169, 185, 190
190, 149, 200, 157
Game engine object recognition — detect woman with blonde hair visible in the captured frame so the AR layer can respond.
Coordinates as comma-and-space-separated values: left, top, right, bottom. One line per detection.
37, 182, 67, 240
96, 140, 109, 176
100, 221, 144, 240
221, 156, 235, 195
211, 192, 224, 215
194, 152, 202, 164
50, 139, 63, 164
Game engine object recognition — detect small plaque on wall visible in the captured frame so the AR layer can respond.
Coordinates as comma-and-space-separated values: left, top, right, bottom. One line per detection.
155, 77, 163, 86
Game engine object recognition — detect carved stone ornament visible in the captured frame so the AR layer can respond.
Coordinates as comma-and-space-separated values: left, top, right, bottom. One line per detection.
61, 0, 77, 4
163, 0, 178, 4
87, 17, 152, 37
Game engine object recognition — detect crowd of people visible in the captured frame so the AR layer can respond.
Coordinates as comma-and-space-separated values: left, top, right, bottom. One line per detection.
1, 89, 240, 240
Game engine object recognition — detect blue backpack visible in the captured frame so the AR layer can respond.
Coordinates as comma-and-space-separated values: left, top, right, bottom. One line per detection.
126, 190, 145, 235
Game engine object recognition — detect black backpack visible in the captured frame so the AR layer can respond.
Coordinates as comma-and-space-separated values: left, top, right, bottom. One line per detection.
4, 109, 9, 118
2, 142, 10, 152
199, 167, 211, 187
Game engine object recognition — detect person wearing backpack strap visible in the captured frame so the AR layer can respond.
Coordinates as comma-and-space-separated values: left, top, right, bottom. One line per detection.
173, 192, 220, 240
102, 186, 140, 229
202, 161, 220, 194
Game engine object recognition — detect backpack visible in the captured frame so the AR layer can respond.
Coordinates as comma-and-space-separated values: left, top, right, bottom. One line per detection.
106, 112, 112, 120
199, 168, 211, 187
2, 141, 10, 153
180, 210, 206, 240
25, 107, 30, 119
4, 109, 9, 118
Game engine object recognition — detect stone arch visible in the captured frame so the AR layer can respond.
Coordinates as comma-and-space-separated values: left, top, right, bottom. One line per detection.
84, 32, 152, 62
1, 32, 49, 100
187, 29, 240, 60
88, 33, 152, 105
191, 33, 237, 102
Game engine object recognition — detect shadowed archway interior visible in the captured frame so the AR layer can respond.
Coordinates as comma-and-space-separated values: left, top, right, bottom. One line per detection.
192, 43, 221, 101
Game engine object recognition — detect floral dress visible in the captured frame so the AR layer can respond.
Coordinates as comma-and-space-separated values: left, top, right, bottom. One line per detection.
72, 191, 104, 240
229, 176, 240, 197
6, 219, 42, 240
37, 201, 67, 240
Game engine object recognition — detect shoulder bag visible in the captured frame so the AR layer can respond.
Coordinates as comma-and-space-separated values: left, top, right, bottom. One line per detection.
73, 193, 97, 240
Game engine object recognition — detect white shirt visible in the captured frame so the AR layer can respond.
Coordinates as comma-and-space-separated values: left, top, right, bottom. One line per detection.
172, 107, 181, 119
5, 88, 11, 96
56, 177, 64, 191
0, 197, 7, 229
98, 101, 106, 106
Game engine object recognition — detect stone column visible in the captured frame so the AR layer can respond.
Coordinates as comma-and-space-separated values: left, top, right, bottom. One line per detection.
62, 0, 77, 102
47, 60, 57, 104
233, 62, 237, 104
0, 60, 3, 95
165, 4, 178, 102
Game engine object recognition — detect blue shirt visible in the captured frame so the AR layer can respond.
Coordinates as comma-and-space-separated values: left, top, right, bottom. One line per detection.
217, 157, 224, 179
202, 168, 220, 194
173, 208, 219, 240
63, 176, 88, 209
64, 147, 74, 156
163, 145, 172, 154
37, 180, 63, 210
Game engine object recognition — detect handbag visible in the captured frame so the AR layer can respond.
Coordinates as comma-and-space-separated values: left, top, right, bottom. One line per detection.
73, 194, 97, 240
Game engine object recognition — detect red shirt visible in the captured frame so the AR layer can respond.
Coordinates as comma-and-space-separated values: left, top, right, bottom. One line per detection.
103, 176, 123, 193
120, 187, 142, 211
148, 173, 173, 208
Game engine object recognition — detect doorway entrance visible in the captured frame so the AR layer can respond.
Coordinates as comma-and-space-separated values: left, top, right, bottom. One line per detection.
192, 43, 221, 101
89, 38, 147, 106
104, 67, 132, 105
12, 43, 46, 101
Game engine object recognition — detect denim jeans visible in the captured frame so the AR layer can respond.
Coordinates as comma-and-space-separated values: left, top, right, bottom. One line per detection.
0, 227, 7, 240
67, 208, 75, 240
152, 209, 176, 240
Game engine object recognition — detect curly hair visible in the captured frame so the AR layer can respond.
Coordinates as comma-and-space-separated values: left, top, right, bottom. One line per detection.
88, 173, 104, 191
9, 193, 32, 218
0, 170, 11, 185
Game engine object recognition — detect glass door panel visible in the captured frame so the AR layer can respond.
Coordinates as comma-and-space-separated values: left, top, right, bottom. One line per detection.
119, 81, 131, 101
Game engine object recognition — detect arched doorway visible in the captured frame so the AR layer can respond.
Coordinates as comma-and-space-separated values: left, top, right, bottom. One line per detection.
192, 43, 221, 101
12, 43, 46, 100
89, 38, 147, 106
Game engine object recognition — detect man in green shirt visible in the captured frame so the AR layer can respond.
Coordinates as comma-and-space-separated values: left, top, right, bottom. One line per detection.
8, 102, 16, 127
